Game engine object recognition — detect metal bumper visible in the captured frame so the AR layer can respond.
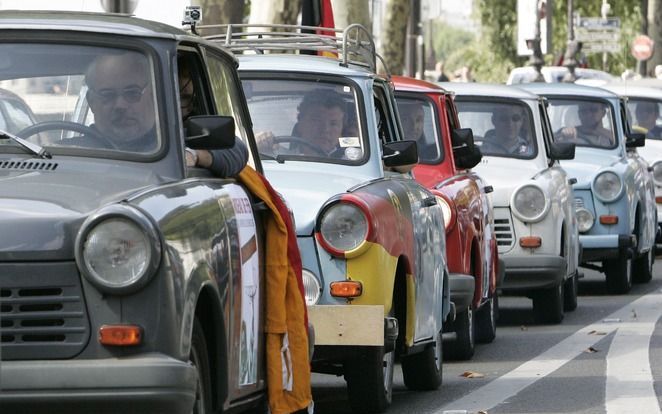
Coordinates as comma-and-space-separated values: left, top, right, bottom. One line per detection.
501, 255, 567, 291
449, 272, 475, 312
579, 234, 636, 262
0, 354, 197, 414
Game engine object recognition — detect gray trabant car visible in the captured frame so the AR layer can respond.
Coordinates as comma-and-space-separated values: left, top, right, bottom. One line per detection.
0, 11, 273, 414
201, 24, 452, 414
521, 83, 657, 293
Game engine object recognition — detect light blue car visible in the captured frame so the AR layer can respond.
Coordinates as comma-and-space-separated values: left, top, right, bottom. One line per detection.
519, 83, 657, 294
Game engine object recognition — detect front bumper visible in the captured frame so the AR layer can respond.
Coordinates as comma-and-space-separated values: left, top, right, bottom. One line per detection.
0, 354, 197, 414
579, 234, 635, 262
449, 272, 475, 312
501, 255, 567, 291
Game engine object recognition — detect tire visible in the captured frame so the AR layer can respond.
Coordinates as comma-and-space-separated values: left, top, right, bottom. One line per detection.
633, 247, 654, 284
401, 329, 443, 391
563, 271, 578, 312
345, 346, 395, 414
190, 318, 212, 414
532, 283, 564, 324
605, 255, 632, 294
443, 308, 475, 360
475, 294, 498, 343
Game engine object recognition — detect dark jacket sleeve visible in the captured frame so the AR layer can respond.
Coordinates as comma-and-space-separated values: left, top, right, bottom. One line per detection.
208, 137, 249, 177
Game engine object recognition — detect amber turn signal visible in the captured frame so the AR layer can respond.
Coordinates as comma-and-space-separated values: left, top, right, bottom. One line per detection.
599, 215, 618, 225
656, 196, 662, 204
330, 281, 362, 298
98, 324, 143, 346
519, 236, 542, 248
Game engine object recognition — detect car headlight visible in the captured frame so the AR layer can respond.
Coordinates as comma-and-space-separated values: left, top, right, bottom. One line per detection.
511, 184, 549, 222
575, 207, 595, 233
316, 200, 372, 257
593, 171, 623, 202
435, 194, 456, 231
75, 205, 161, 294
302, 269, 322, 305
652, 161, 662, 186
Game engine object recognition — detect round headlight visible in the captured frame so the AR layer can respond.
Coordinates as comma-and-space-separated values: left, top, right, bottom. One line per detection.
436, 195, 454, 230
318, 202, 369, 254
575, 207, 595, 233
76, 206, 161, 294
652, 161, 662, 186
302, 269, 321, 305
593, 171, 622, 202
512, 185, 548, 222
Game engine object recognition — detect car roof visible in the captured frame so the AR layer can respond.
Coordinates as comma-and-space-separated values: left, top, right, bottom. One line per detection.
391, 75, 450, 94
600, 83, 662, 100
516, 82, 619, 99
0, 10, 192, 40
236, 54, 376, 78
439, 82, 540, 101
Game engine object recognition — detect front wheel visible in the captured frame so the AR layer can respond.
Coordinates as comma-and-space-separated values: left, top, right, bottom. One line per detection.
563, 271, 578, 312
475, 294, 498, 343
190, 318, 212, 414
605, 255, 632, 294
345, 346, 394, 413
443, 308, 475, 360
401, 329, 443, 391
632, 247, 654, 284
532, 283, 564, 324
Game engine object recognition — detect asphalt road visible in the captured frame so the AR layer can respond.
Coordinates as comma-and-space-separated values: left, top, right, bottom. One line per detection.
310, 259, 662, 414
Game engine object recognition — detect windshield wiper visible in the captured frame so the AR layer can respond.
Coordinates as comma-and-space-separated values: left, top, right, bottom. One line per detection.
0, 129, 52, 159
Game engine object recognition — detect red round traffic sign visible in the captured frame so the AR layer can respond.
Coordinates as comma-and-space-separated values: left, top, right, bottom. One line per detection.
631, 34, 654, 61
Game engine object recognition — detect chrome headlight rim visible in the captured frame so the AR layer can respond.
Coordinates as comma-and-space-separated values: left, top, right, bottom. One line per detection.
510, 184, 550, 223
435, 194, 456, 232
75, 204, 162, 295
316, 199, 372, 258
302, 269, 322, 305
652, 161, 662, 186
575, 207, 595, 233
592, 170, 623, 203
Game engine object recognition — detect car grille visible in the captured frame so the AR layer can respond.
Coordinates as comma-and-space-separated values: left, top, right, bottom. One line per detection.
574, 197, 584, 208
493, 208, 515, 252
0, 262, 90, 360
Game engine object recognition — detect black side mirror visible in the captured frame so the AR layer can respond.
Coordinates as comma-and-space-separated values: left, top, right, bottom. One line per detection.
625, 131, 646, 148
550, 141, 575, 160
382, 140, 418, 167
184, 115, 235, 150
451, 127, 482, 169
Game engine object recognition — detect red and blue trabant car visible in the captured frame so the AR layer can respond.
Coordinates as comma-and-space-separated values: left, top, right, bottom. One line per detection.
393, 76, 500, 361
202, 24, 452, 413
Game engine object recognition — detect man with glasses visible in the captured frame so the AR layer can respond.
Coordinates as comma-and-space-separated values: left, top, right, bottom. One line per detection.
557, 101, 612, 146
634, 101, 662, 140
480, 105, 533, 156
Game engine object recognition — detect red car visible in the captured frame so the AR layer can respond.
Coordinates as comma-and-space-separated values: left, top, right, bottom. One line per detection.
394, 76, 501, 360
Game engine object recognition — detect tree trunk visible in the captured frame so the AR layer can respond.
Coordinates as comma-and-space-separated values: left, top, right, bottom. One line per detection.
248, 0, 302, 25
380, 0, 410, 75
649, 0, 662, 69
331, 0, 371, 31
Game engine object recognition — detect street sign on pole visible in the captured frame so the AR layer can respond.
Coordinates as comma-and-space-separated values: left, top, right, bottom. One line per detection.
574, 16, 621, 55
631, 34, 654, 61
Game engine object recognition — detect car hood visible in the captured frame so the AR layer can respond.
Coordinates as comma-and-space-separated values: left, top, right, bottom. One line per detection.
263, 162, 372, 235
0, 163, 162, 260
637, 140, 662, 164
473, 158, 542, 207
560, 149, 622, 186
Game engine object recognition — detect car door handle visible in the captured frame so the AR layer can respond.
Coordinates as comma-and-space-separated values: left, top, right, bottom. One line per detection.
568, 178, 577, 185
483, 185, 494, 194
422, 196, 437, 207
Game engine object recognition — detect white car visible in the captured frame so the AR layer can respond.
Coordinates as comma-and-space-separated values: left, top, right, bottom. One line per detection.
443, 82, 580, 324
507, 66, 616, 86
601, 83, 662, 243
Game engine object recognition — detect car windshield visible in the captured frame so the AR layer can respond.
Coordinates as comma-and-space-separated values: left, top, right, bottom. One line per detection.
455, 100, 537, 159
625, 98, 662, 140
395, 96, 443, 164
241, 78, 365, 164
545, 99, 617, 149
0, 43, 161, 155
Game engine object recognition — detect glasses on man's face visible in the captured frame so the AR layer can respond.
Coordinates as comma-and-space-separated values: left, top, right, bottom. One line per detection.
90, 84, 148, 105
496, 114, 523, 123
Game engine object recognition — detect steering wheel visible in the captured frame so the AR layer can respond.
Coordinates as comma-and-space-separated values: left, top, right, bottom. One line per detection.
273, 135, 328, 157
16, 121, 116, 149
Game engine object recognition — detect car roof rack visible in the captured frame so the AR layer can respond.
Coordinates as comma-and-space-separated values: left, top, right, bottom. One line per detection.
194, 23, 386, 74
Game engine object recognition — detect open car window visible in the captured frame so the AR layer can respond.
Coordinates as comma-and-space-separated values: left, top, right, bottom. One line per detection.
241, 78, 365, 164
0, 43, 161, 156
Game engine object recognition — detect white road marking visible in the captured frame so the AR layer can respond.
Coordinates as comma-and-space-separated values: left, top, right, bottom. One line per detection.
606, 291, 662, 414
437, 290, 662, 414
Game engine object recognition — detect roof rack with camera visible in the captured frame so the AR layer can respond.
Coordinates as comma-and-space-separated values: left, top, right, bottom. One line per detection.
194, 23, 383, 74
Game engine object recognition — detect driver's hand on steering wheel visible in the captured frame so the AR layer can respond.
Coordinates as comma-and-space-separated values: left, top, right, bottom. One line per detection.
255, 130, 276, 153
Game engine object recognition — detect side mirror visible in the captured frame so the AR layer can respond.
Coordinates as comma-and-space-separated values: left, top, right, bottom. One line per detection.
184, 115, 235, 150
382, 140, 418, 168
550, 141, 575, 160
451, 127, 482, 169
625, 131, 646, 148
